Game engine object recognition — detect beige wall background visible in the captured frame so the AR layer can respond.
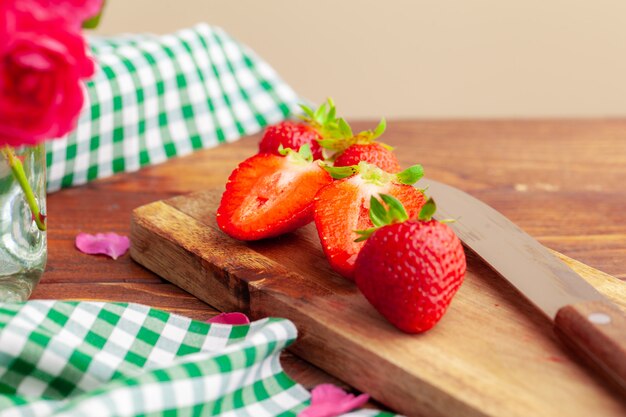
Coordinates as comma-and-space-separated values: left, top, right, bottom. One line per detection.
96, 0, 626, 119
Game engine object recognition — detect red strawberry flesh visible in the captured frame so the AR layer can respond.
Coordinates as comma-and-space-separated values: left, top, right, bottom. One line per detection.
217, 153, 331, 240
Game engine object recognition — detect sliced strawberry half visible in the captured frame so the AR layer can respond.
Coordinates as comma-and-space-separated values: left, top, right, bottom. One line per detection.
313, 162, 426, 279
217, 145, 332, 240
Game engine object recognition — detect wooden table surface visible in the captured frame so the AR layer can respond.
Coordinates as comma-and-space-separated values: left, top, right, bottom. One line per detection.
32, 119, 626, 408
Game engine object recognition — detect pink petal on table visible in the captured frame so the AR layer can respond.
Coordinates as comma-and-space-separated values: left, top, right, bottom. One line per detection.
298, 384, 369, 417
207, 312, 250, 325
75, 232, 130, 260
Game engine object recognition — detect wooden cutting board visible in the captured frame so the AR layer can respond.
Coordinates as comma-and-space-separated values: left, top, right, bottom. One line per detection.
130, 189, 626, 417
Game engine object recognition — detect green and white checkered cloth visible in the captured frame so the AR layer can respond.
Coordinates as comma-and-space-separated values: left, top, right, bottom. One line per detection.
0, 301, 393, 417
46, 24, 300, 192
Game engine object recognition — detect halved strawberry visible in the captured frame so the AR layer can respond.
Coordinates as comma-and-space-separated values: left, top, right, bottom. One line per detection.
258, 98, 342, 160
217, 145, 332, 240
313, 162, 426, 279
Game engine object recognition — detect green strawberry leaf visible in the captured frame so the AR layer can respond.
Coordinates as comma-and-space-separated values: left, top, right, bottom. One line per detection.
314, 102, 326, 121
354, 193, 410, 242
316, 138, 348, 151
299, 104, 316, 119
323, 164, 358, 179
380, 194, 408, 222
372, 118, 386, 140
369, 196, 389, 227
396, 164, 424, 185
418, 197, 437, 221
338, 118, 354, 139
354, 227, 378, 242
279, 144, 313, 163
326, 106, 336, 124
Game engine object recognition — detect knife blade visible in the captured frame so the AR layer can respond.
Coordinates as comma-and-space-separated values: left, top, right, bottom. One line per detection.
420, 178, 626, 393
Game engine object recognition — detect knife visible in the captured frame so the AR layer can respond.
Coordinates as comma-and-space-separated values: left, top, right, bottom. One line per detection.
421, 178, 626, 392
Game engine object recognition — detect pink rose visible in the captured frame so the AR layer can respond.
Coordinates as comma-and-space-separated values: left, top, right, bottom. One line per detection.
0, 0, 100, 147
14, 0, 104, 30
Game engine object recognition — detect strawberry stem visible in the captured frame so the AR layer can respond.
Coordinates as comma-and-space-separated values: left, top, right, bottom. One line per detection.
1, 146, 46, 231
317, 117, 389, 158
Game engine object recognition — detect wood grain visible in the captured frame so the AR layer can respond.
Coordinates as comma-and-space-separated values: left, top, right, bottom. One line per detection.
31, 119, 626, 413
131, 189, 626, 417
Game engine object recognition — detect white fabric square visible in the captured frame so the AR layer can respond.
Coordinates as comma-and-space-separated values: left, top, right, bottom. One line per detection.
16, 376, 48, 397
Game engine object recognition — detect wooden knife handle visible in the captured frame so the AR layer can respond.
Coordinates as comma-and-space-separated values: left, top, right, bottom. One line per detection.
554, 300, 626, 393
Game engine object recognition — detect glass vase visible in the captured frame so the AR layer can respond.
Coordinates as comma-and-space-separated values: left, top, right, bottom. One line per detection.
0, 144, 47, 301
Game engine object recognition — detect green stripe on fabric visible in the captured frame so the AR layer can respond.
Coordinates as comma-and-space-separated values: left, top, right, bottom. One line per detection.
160, 42, 203, 151
242, 53, 290, 119
177, 34, 221, 149
211, 29, 268, 128
103, 65, 126, 174
194, 30, 237, 142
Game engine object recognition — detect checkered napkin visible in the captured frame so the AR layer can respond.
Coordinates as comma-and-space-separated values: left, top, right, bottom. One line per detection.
45, 24, 300, 192
0, 301, 393, 417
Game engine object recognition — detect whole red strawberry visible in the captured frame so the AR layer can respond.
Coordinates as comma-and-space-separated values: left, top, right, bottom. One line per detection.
313, 162, 426, 279
334, 143, 400, 173
354, 197, 466, 333
217, 145, 332, 240
259, 121, 324, 160
258, 99, 341, 160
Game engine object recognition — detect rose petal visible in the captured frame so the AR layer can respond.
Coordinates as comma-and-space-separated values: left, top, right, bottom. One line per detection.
298, 384, 370, 417
16, 0, 104, 28
207, 312, 250, 325
75, 232, 130, 260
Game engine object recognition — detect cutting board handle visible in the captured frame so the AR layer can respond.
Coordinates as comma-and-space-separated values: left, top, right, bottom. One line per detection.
555, 300, 626, 393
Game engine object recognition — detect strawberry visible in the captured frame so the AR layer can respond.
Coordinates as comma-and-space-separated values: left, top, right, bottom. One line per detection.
334, 142, 400, 173
259, 121, 324, 160
217, 145, 332, 241
354, 196, 466, 333
319, 118, 400, 172
258, 99, 342, 160
313, 162, 426, 279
